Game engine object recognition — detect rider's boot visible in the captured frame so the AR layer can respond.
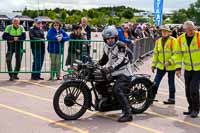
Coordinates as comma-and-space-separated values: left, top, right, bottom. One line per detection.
117, 90, 133, 122
118, 107, 133, 122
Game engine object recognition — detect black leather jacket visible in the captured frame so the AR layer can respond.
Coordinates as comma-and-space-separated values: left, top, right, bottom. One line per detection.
29, 26, 45, 49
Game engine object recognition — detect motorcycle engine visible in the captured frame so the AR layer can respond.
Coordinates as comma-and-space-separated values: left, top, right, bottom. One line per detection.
93, 69, 104, 81
97, 96, 121, 112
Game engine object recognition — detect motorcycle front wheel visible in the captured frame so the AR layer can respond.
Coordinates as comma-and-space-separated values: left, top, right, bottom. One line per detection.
53, 82, 91, 120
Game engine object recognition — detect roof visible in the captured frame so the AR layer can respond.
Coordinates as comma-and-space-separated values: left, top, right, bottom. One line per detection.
0, 15, 10, 20
15, 15, 33, 21
0, 12, 21, 19
34, 16, 53, 22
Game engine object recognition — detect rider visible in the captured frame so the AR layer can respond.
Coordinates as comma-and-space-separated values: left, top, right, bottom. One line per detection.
97, 25, 133, 122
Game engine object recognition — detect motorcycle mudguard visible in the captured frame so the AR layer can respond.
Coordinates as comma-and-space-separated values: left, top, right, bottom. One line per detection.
63, 74, 78, 81
132, 74, 151, 79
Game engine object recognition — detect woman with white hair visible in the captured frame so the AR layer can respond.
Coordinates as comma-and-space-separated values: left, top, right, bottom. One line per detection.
80, 17, 91, 57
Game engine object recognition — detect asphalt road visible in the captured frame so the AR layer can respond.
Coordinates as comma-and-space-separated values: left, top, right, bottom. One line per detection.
0, 57, 200, 133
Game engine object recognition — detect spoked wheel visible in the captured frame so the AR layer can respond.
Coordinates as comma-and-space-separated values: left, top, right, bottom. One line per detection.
53, 82, 90, 120
128, 77, 153, 114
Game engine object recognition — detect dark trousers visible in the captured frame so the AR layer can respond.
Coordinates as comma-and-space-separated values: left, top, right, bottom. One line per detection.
31, 47, 45, 79
87, 45, 90, 57
6, 43, 23, 78
184, 71, 200, 112
95, 75, 131, 114
154, 68, 176, 100
113, 75, 132, 114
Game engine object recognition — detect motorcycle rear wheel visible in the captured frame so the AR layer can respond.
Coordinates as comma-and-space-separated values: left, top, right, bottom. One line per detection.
129, 77, 153, 114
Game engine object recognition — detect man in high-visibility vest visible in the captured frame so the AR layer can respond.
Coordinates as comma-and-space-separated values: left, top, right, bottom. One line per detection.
2, 17, 26, 81
152, 25, 178, 104
176, 21, 200, 118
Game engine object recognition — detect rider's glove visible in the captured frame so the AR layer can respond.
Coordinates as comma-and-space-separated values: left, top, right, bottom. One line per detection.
106, 73, 113, 81
102, 66, 114, 74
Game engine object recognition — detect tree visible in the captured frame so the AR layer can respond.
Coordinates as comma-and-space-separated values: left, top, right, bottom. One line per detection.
54, 8, 61, 13
60, 10, 67, 23
39, 10, 46, 16
48, 10, 57, 20
22, 7, 29, 16
91, 18, 100, 26
70, 9, 81, 16
88, 9, 95, 19
29, 11, 38, 18
66, 16, 74, 24
136, 17, 149, 23
171, 10, 188, 24
170, 0, 200, 25
187, 1, 200, 25
122, 9, 134, 19
66, 16, 81, 24
21, 6, 150, 25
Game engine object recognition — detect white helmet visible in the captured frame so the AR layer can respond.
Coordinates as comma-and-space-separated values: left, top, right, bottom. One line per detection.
102, 25, 118, 47
102, 25, 118, 39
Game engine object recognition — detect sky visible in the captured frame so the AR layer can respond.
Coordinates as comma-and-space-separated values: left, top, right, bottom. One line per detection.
0, 0, 197, 13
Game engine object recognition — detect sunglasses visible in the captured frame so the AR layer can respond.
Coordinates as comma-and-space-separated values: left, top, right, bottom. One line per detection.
106, 37, 115, 40
54, 25, 59, 27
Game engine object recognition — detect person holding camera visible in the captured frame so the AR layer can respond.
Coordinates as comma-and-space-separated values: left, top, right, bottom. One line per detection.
47, 20, 69, 80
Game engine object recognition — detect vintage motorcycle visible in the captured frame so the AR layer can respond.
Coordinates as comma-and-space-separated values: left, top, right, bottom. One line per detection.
53, 61, 155, 120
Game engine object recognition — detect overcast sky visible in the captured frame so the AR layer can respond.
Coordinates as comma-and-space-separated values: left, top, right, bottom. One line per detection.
0, 0, 197, 12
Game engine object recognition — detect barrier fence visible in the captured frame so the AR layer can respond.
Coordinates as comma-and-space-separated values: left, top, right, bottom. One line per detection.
0, 38, 155, 78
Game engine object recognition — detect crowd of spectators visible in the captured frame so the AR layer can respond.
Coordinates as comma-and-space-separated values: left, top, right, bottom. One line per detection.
2, 16, 187, 81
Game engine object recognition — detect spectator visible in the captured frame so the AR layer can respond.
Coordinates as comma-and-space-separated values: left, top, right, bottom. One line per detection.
153, 26, 161, 40
131, 23, 140, 39
176, 21, 200, 118
66, 24, 85, 67
149, 26, 155, 39
47, 20, 69, 80
117, 23, 134, 45
171, 27, 178, 38
142, 24, 150, 38
80, 17, 91, 57
152, 25, 177, 104
135, 25, 144, 38
2, 17, 26, 81
0, 21, 5, 31
29, 18, 45, 80
178, 25, 184, 36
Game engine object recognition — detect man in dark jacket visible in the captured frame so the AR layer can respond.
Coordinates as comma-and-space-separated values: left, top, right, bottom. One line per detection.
29, 18, 45, 80
2, 17, 26, 81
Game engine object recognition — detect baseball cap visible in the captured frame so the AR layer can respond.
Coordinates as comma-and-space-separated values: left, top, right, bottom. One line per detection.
34, 18, 42, 23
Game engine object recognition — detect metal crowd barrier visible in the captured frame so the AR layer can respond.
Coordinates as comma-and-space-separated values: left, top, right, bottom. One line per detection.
0, 38, 155, 77
62, 40, 105, 73
0, 40, 51, 74
133, 38, 155, 62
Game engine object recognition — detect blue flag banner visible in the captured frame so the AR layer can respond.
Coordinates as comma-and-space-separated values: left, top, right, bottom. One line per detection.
154, 0, 164, 26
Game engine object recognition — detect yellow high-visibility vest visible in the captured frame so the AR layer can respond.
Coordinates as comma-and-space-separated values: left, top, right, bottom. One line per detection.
152, 36, 178, 71
177, 32, 200, 71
